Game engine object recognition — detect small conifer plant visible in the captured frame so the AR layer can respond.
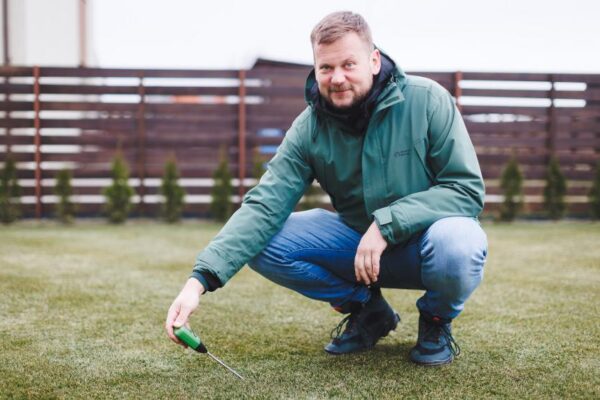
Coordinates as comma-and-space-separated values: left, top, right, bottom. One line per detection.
543, 156, 567, 220
0, 154, 21, 224
210, 147, 233, 222
54, 169, 76, 224
103, 152, 134, 224
498, 156, 524, 221
160, 156, 185, 223
588, 160, 600, 219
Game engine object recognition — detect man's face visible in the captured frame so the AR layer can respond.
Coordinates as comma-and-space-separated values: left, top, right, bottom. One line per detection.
313, 32, 381, 110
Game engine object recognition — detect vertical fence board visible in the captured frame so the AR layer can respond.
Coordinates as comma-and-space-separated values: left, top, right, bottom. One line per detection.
33, 66, 42, 219
137, 71, 146, 215
238, 69, 247, 202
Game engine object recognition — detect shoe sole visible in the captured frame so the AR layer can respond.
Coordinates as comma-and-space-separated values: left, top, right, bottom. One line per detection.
324, 311, 401, 355
410, 356, 454, 367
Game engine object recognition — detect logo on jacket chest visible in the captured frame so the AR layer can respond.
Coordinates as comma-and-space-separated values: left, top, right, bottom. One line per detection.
394, 149, 411, 158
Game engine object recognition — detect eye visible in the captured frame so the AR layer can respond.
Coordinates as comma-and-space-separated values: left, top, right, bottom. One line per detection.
345, 62, 356, 68
320, 65, 332, 71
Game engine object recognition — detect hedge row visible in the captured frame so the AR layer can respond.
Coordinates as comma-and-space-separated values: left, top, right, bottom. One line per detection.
2, 154, 600, 224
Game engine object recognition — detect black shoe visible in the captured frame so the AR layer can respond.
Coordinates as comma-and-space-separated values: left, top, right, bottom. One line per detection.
409, 311, 461, 366
324, 289, 400, 355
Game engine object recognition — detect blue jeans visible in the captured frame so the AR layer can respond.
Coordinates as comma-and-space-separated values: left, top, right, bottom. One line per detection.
248, 209, 488, 319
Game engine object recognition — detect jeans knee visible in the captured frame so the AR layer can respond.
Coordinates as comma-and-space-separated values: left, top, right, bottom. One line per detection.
421, 217, 488, 293
447, 241, 487, 276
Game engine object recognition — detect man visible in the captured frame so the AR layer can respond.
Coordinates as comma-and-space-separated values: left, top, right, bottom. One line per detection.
166, 11, 488, 366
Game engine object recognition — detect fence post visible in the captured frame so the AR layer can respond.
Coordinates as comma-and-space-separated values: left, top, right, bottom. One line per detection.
3, 73, 11, 154
2, 0, 10, 65
547, 74, 557, 162
33, 66, 42, 219
237, 69, 247, 205
136, 71, 146, 215
453, 71, 463, 113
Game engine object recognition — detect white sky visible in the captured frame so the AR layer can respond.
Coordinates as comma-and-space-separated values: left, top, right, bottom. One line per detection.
92, 0, 600, 73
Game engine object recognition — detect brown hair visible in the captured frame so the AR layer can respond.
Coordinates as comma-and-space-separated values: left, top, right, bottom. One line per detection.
310, 11, 374, 50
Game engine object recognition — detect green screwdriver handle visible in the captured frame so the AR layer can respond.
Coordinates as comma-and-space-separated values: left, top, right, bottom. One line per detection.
174, 326, 208, 353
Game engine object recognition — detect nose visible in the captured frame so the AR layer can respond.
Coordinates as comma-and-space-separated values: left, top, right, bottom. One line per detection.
331, 68, 346, 85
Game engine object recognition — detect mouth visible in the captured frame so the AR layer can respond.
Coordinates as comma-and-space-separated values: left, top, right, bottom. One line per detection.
330, 86, 352, 94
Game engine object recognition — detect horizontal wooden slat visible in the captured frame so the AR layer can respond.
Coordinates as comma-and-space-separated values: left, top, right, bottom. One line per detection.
0, 101, 34, 111
461, 88, 551, 99
482, 165, 596, 180
0, 152, 35, 162
145, 103, 239, 114
0, 101, 240, 114
0, 83, 34, 94
461, 72, 553, 81
554, 106, 600, 117
45, 166, 233, 179
40, 101, 138, 112
38, 84, 241, 96
0, 67, 34, 77
477, 153, 549, 164
462, 105, 550, 117
465, 120, 548, 134
0, 135, 35, 146
0, 119, 34, 128
249, 102, 307, 117
471, 137, 548, 148
38, 67, 240, 79
246, 86, 304, 97
39, 185, 221, 197
462, 88, 598, 101
551, 73, 600, 83
484, 185, 593, 196
246, 68, 311, 80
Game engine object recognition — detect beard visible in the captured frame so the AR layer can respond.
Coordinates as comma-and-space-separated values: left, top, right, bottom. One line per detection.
322, 85, 371, 111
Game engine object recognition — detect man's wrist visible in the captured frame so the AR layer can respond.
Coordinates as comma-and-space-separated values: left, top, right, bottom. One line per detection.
186, 277, 206, 295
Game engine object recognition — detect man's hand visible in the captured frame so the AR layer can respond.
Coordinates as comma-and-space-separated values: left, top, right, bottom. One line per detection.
165, 277, 205, 347
354, 222, 388, 285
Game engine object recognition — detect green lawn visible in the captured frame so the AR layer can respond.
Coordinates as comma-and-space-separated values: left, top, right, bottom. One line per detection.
1, 220, 599, 399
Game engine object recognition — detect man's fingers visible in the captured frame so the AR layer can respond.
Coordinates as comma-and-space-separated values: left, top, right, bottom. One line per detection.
166, 302, 192, 347
165, 305, 183, 344
355, 222, 388, 285
355, 251, 371, 285
363, 252, 374, 283
372, 252, 381, 280
174, 306, 192, 328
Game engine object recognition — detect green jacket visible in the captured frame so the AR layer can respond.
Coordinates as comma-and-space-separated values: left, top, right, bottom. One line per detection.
192, 64, 485, 289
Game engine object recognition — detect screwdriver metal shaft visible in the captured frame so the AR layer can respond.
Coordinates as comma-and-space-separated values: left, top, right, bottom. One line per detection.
207, 351, 245, 380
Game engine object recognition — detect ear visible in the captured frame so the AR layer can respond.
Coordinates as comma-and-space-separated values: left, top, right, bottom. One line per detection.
370, 49, 381, 75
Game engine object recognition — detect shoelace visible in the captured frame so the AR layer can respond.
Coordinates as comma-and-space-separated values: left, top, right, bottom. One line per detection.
330, 314, 354, 340
424, 323, 461, 357
441, 325, 461, 356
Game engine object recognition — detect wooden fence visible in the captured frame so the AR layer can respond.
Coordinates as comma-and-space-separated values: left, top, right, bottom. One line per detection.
1, 61, 599, 218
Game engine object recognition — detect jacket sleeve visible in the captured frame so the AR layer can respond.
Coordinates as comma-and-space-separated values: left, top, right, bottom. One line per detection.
372, 88, 485, 245
191, 111, 314, 288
